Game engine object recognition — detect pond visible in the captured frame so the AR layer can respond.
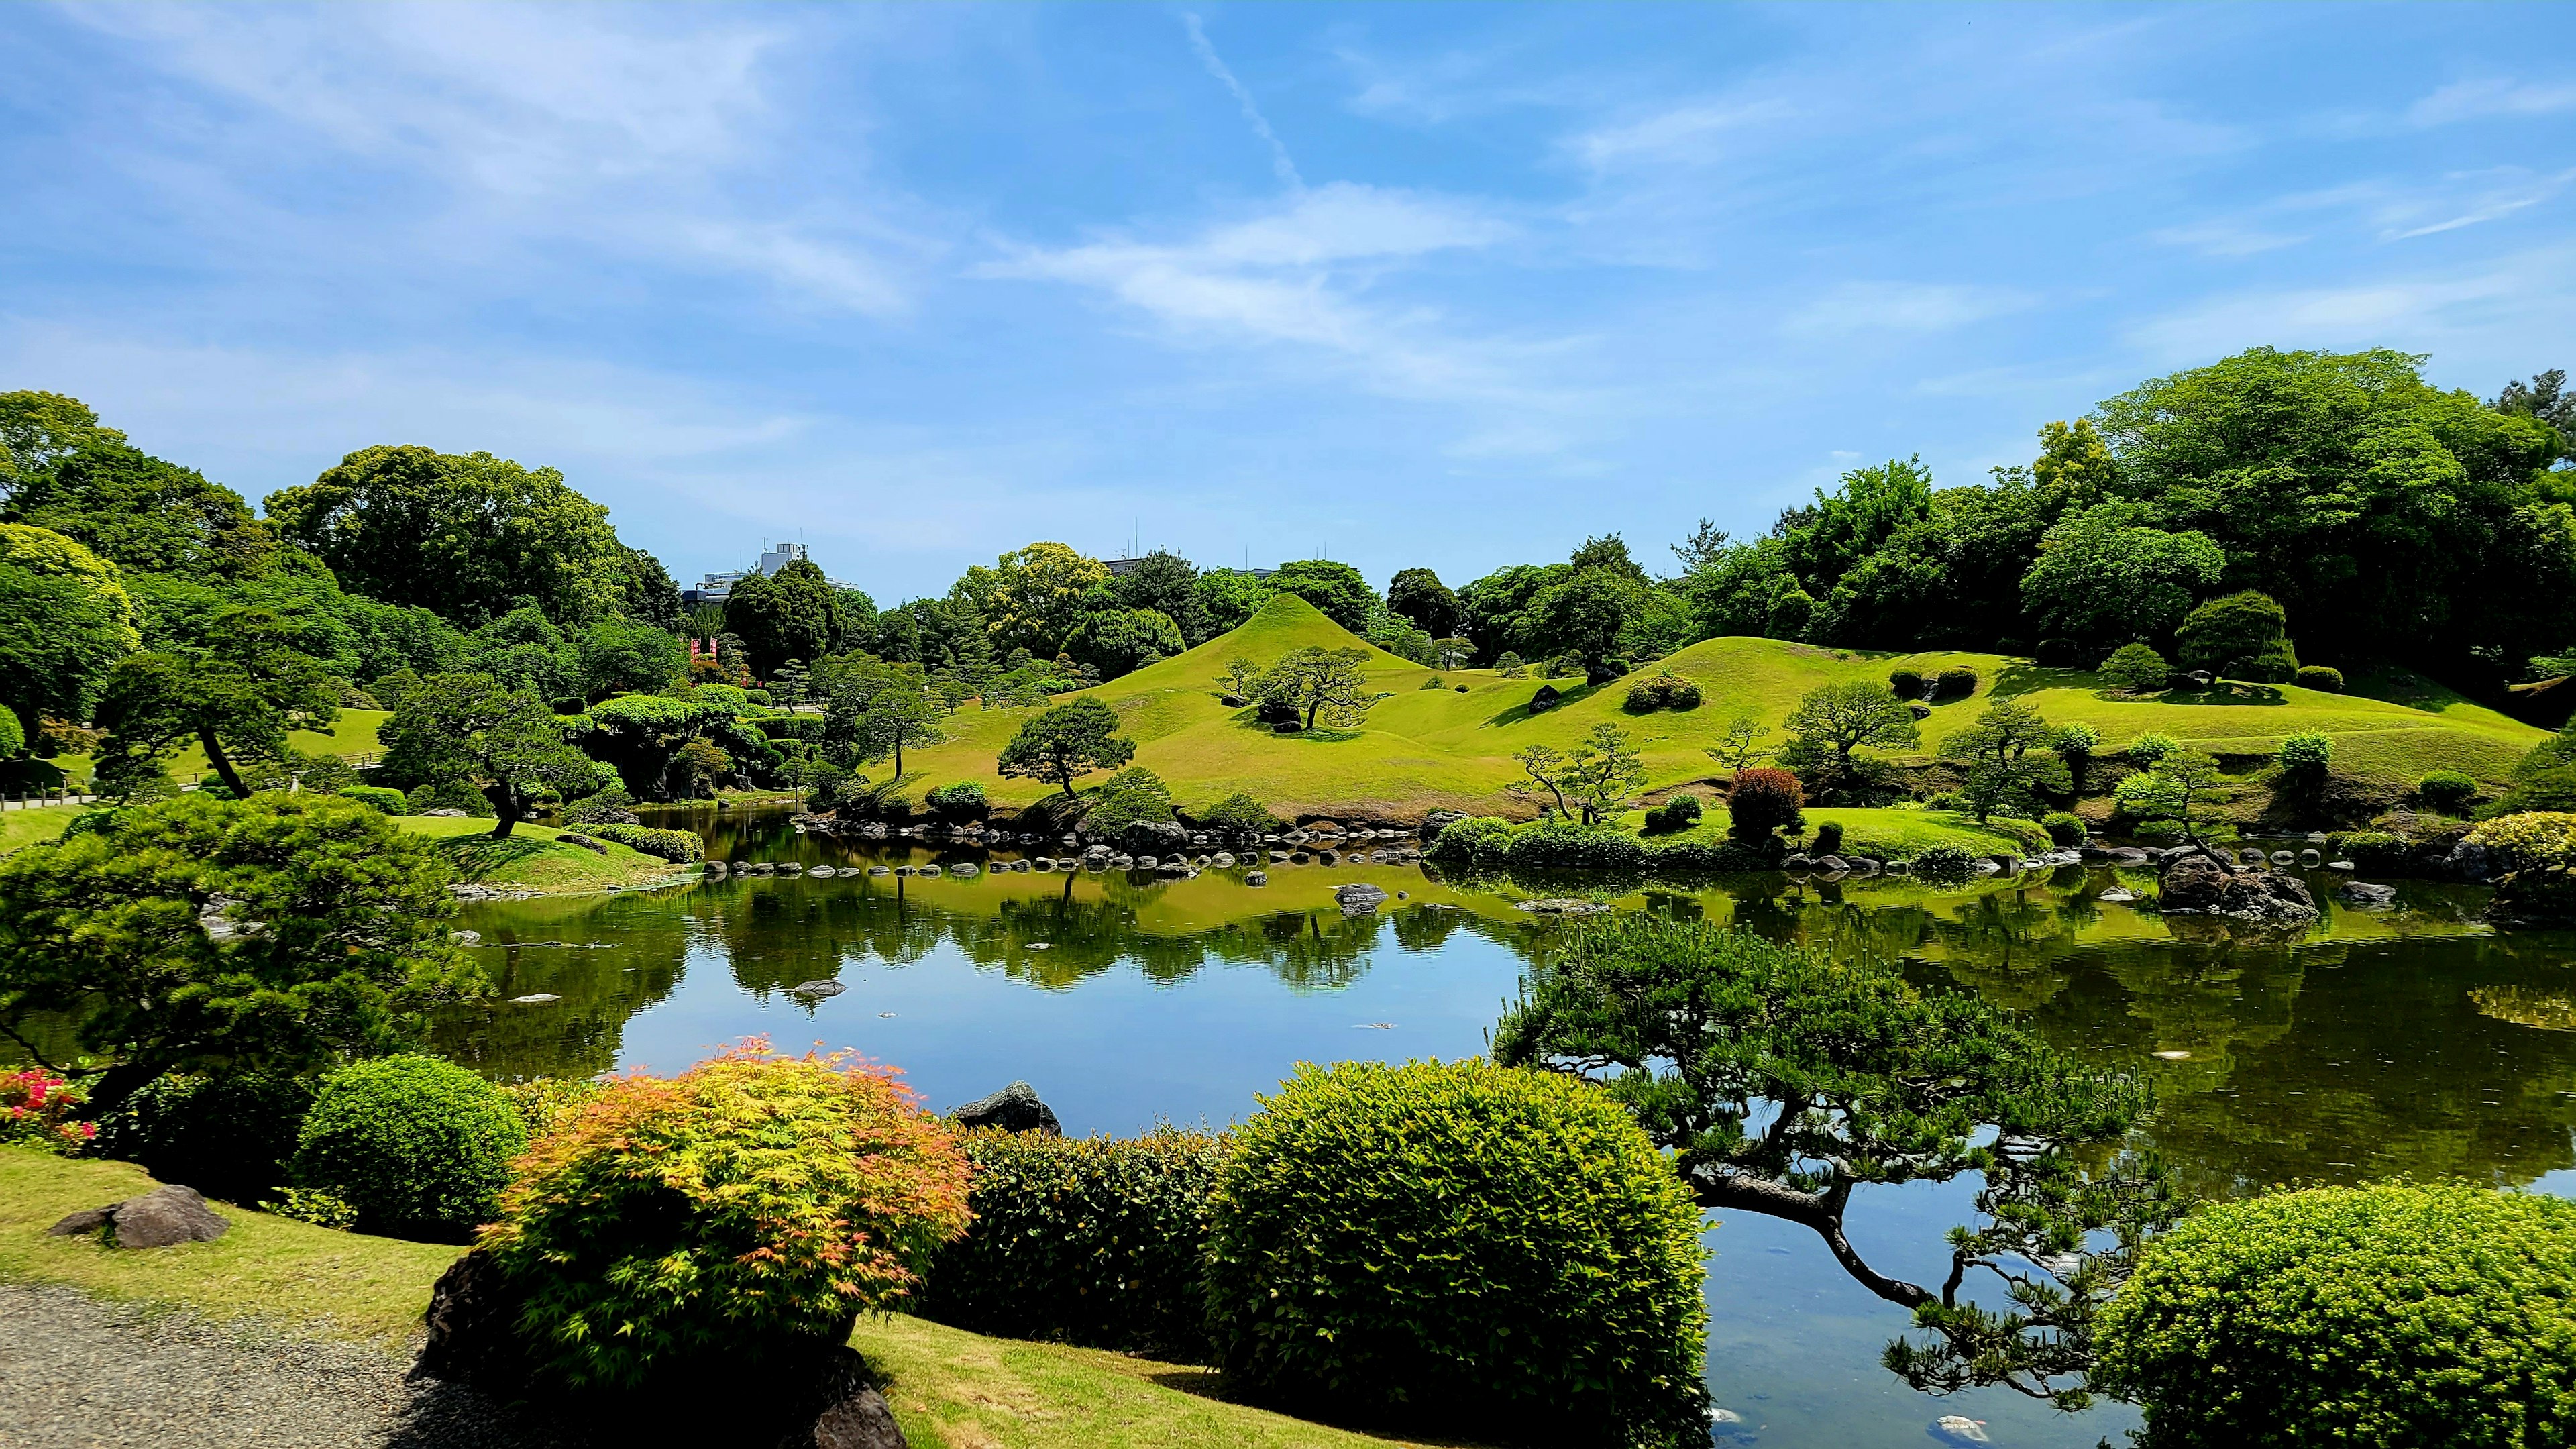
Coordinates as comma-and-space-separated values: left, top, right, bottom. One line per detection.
440, 806, 2576, 1449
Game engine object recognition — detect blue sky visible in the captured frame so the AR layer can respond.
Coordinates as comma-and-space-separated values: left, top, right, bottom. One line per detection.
5, 3, 2573, 600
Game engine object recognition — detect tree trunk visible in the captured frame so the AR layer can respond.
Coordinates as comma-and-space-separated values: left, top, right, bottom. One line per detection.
489, 785, 520, 839
80, 1058, 172, 1120
1690, 1173, 1931, 1310
198, 727, 248, 798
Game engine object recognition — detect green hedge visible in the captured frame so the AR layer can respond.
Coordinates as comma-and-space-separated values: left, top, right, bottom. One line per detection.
1196, 791, 1278, 835
91, 1071, 315, 1205
2097, 1182, 2576, 1447
291, 1055, 526, 1240
335, 784, 409, 815
1643, 835, 1775, 874
917, 1129, 1224, 1360
1205, 1060, 1710, 1446
753, 714, 826, 743
584, 823, 703, 863
1423, 816, 1513, 869
1503, 819, 1648, 873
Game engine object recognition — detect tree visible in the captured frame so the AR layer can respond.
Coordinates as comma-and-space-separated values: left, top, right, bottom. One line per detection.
93, 607, 341, 799
378, 673, 602, 837
814, 655, 947, 781
2113, 749, 2229, 842
1192, 568, 1274, 636
985, 543, 1111, 659
1267, 559, 1377, 633
467, 604, 576, 702
574, 619, 686, 702
1430, 637, 1474, 671
996, 696, 1134, 797
1066, 606, 1184, 680
2030, 418, 2117, 516
1516, 566, 1647, 681
2100, 642, 2171, 695
1780, 458, 1936, 601
2020, 502, 2226, 649
264, 444, 631, 627
1938, 700, 2071, 822
672, 737, 733, 798
1218, 656, 1265, 702
5, 425, 275, 580
616, 547, 685, 631
2176, 590, 2296, 681
1561, 722, 1649, 824
2498, 368, 2576, 466
724, 558, 845, 682
1385, 567, 1461, 638
770, 660, 811, 712
1456, 564, 1561, 663
2053, 721, 2102, 796
0, 523, 138, 745
0, 792, 484, 1115
1256, 646, 1373, 729
1705, 716, 1773, 775
1110, 550, 1214, 645
1, 390, 126, 505
1509, 745, 1571, 818
1784, 680, 1920, 797
1493, 917, 2174, 1410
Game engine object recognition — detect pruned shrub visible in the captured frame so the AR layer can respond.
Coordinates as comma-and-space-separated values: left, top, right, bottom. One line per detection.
2416, 771, 2477, 814
585, 823, 702, 863
1810, 820, 1843, 856
2096, 1182, 2576, 1448
919, 1128, 1223, 1360
2129, 731, 2180, 768
408, 779, 494, 816
483, 1042, 972, 1389
1643, 835, 1776, 873
2296, 665, 2343, 693
1930, 666, 1979, 701
1640, 794, 1703, 836
1886, 668, 1926, 700
2464, 811, 2576, 872
1623, 675, 1701, 713
92, 1071, 315, 1204
292, 1055, 526, 1240
2330, 829, 2408, 870
2276, 731, 2334, 774
1504, 820, 1649, 873
2042, 811, 2087, 846
754, 714, 826, 743
561, 785, 640, 826
1084, 767, 1174, 835
1424, 816, 1513, 869
335, 784, 409, 815
2133, 818, 2186, 845
2100, 643, 2171, 696
1727, 767, 1805, 838
925, 780, 990, 822
1205, 1059, 1710, 1446
1910, 842, 1978, 879
1197, 792, 1277, 835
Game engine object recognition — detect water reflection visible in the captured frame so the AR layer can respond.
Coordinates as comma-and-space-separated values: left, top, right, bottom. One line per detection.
431, 808, 2576, 1449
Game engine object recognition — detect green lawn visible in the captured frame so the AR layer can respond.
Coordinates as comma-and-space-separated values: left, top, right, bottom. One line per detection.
40, 710, 394, 790
391, 814, 694, 894
0, 802, 87, 855
887, 595, 2543, 820
1620, 804, 2049, 857
0, 1149, 1467, 1449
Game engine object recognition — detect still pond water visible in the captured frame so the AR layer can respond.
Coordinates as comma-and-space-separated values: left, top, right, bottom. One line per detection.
441, 806, 2576, 1449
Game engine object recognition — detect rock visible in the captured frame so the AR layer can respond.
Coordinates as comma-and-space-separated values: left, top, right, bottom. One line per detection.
1814, 855, 1847, 872
918, 865, 942, 877
423, 808, 468, 818
2100, 888, 2136, 903
449, 930, 482, 945
1245, 871, 1267, 885
1270, 851, 1291, 863
808, 1383, 908, 1449
1907, 700, 1933, 720
1421, 810, 1467, 841
789, 979, 847, 998
1528, 684, 1562, 712
555, 832, 608, 855
1336, 882, 1389, 914
2157, 852, 2320, 925
1319, 849, 1340, 866
1212, 852, 1236, 867
2339, 881, 2398, 908
953, 1081, 1061, 1135
869, 865, 890, 876
1782, 853, 1813, 870
2299, 849, 2322, 868
415, 1249, 529, 1395
511, 993, 561, 1004
1137, 855, 1160, 869
2440, 840, 2498, 883
2329, 859, 2355, 871
1120, 820, 1190, 857
2238, 847, 2267, 867
946, 861, 979, 880
48, 1185, 230, 1248
1110, 855, 1134, 869
807, 865, 838, 877
2269, 850, 2296, 867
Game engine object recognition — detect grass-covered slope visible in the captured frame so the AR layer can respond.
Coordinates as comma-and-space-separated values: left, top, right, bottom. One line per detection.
894, 595, 2546, 820
392, 815, 690, 894
0, 1150, 1468, 1449
0, 802, 87, 856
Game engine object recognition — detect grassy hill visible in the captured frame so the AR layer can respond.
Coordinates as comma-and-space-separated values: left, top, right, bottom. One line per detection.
393, 814, 692, 894
891, 595, 2546, 821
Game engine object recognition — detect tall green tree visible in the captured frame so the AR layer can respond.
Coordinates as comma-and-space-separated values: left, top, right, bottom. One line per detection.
996, 696, 1134, 796
1783, 680, 1920, 798
0, 792, 484, 1115
1066, 607, 1184, 680
1256, 646, 1373, 729
0, 390, 125, 502
1267, 559, 1376, 633
814, 655, 947, 781
985, 542, 1111, 659
1192, 568, 1273, 636
4, 429, 275, 581
1384, 567, 1460, 638
616, 547, 685, 631
723, 557, 845, 682
1515, 567, 1647, 682
1110, 550, 1214, 646
264, 444, 631, 627
574, 619, 687, 702
2020, 502, 2226, 649
2175, 590, 2296, 681
377, 673, 602, 837
93, 606, 341, 798
1494, 917, 2174, 1410
1780, 458, 1935, 598
0, 523, 139, 744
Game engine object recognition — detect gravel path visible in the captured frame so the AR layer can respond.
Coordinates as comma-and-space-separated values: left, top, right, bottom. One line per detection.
0, 1283, 561, 1449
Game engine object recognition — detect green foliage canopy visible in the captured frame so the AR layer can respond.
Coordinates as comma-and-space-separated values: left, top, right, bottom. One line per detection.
996, 696, 1134, 796
378, 672, 604, 835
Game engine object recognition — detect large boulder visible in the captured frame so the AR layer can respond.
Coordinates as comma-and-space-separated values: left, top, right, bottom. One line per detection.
1120, 820, 1189, 857
1335, 882, 1389, 915
2157, 853, 2319, 926
2338, 881, 2398, 908
1421, 810, 1468, 841
47, 1184, 229, 1248
1528, 684, 1563, 712
952, 1081, 1061, 1136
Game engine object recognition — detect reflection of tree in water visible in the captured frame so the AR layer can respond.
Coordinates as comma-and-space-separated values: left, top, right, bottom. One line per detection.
432, 900, 686, 1080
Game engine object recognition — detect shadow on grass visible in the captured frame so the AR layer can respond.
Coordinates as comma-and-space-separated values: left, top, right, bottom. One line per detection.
1990, 663, 2099, 699
1481, 680, 1603, 727
434, 833, 555, 881
1137, 1370, 1501, 1448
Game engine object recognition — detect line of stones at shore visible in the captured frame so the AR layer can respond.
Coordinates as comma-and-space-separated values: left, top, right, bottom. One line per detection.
704, 822, 1429, 886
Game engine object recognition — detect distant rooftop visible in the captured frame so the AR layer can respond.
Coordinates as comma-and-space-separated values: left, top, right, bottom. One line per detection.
684, 542, 856, 605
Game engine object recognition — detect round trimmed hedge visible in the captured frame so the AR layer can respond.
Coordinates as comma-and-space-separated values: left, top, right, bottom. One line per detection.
1502, 819, 1648, 873
2097, 1182, 2576, 1448
1424, 816, 1513, 869
1205, 1059, 1710, 1446
291, 1055, 526, 1240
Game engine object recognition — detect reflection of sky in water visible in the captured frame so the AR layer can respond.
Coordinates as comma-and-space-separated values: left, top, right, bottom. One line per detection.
447, 815, 2576, 1449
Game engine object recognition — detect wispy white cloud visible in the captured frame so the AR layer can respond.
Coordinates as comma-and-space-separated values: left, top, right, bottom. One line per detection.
2379, 168, 2576, 239
2408, 76, 2576, 127
1184, 13, 1303, 191
2125, 248, 2576, 364
1783, 282, 2037, 339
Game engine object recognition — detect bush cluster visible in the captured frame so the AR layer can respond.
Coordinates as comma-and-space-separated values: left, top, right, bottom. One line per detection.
1503, 819, 1649, 873
483, 1042, 972, 1389
584, 823, 702, 863
2129, 731, 2181, 767
292, 1055, 527, 1240
1886, 668, 1925, 700
408, 779, 494, 816
2295, 664, 2344, 692
1809, 820, 1844, 856
924, 780, 989, 822
1195, 791, 1277, 835
92, 1071, 316, 1204
918, 1128, 1224, 1360
1205, 1059, 1710, 1446
2464, 811, 2576, 872
1930, 666, 1980, 700
2100, 642, 2172, 695
1621, 674, 1702, 713
1727, 767, 1805, 837
2330, 828, 2408, 870
2133, 818, 2186, 845
752, 714, 826, 743
2277, 731, 2334, 773
0, 1069, 93, 1152
1911, 842, 1978, 879
1642, 835, 1777, 874
2042, 811, 2088, 846
1640, 794, 1703, 835
561, 785, 641, 826
1083, 767, 1175, 833
2096, 1182, 2576, 1448
335, 784, 409, 815
2415, 771, 2477, 814
1424, 816, 1513, 869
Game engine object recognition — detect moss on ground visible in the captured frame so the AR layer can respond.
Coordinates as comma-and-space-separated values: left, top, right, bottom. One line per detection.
0, 1149, 1469, 1449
